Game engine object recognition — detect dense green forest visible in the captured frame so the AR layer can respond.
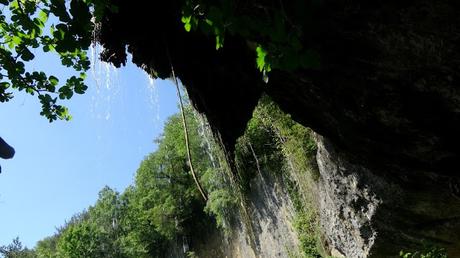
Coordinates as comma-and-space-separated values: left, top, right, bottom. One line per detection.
0, 96, 322, 258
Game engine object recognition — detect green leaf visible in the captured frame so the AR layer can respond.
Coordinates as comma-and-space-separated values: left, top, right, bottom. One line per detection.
12, 36, 21, 46
256, 46, 270, 72
0, 82, 10, 88
49, 76, 59, 86
20, 47, 35, 61
205, 19, 213, 26
15, 61, 25, 74
181, 16, 193, 32
54, 24, 67, 40
50, 0, 71, 22
184, 22, 191, 32
9, 0, 18, 10
38, 9, 49, 24
215, 35, 223, 50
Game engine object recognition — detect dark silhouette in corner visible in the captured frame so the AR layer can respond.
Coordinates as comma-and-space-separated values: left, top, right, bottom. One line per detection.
0, 137, 15, 173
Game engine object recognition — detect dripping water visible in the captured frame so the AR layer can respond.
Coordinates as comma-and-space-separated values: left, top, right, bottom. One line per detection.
89, 44, 120, 121
88, 45, 161, 126
144, 70, 160, 128
195, 111, 218, 169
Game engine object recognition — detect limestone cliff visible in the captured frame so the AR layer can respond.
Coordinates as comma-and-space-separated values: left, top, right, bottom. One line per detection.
166, 168, 302, 258
316, 136, 460, 257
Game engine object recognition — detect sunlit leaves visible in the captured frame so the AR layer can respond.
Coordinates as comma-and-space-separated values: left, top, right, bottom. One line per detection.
57, 222, 105, 258
30, 106, 240, 256
37, 9, 49, 25
0, 81, 12, 102
256, 45, 270, 73
0, 0, 110, 122
181, 15, 196, 32
48, 75, 58, 86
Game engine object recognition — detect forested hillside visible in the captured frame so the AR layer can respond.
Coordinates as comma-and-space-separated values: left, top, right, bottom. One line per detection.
1, 96, 323, 258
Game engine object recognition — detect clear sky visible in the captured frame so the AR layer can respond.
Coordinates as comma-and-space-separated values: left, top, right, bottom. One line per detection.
0, 49, 179, 248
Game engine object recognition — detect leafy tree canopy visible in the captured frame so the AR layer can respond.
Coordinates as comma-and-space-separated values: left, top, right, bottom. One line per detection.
0, 237, 36, 258
0, 0, 112, 121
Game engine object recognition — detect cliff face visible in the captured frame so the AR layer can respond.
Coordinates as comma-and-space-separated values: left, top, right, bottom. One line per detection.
316, 136, 460, 257
224, 170, 301, 258
166, 168, 302, 258
96, 0, 460, 256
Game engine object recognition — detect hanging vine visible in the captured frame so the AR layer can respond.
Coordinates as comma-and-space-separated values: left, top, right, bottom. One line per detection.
167, 50, 208, 202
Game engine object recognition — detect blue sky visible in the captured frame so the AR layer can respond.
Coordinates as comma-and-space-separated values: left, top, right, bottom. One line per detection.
0, 51, 179, 248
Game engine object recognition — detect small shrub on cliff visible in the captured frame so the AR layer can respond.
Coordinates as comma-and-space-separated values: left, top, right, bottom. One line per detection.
236, 96, 323, 257
294, 212, 322, 258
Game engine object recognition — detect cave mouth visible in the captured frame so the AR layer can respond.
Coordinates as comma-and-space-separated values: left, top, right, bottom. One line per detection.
94, 0, 460, 256
95, 0, 460, 175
